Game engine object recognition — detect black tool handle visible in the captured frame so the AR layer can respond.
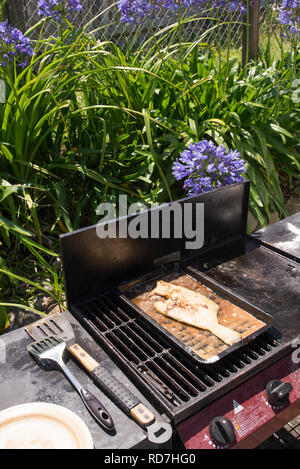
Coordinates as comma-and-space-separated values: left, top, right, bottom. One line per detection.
91, 365, 140, 414
92, 366, 155, 427
60, 357, 115, 432
80, 388, 115, 432
69, 343, 155, 427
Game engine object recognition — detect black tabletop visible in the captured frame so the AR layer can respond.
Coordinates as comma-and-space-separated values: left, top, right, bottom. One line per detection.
0, 311, 171, 449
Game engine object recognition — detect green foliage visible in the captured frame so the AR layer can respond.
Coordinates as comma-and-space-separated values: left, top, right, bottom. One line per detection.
0, 1, 7, 22
0, 12, 299, 326
0, 305, 8, 331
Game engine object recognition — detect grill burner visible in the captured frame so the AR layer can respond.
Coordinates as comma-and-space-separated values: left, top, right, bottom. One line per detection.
62, 182, 300, 425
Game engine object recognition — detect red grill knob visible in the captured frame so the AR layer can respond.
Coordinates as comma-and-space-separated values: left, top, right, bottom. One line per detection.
209, 416, 236, 448
266, 380, 293, 407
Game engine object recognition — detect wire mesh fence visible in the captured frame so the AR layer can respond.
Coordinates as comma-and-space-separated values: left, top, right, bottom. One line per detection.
258, 1, 285, 55
10, 1, 285, 55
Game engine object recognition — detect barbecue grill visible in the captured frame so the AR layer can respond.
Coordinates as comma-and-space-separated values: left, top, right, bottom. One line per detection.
61, 181, 300, 449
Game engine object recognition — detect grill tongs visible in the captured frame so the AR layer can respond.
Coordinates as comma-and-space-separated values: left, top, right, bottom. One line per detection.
26, 313, 172, 445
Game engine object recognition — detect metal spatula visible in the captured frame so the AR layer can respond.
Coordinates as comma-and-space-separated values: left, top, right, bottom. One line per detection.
27, 336, 115, 432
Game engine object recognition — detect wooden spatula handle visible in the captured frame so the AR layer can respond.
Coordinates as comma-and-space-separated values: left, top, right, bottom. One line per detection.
69, 343, 99, 373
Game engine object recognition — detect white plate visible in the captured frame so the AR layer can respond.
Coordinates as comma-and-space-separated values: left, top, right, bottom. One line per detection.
0, 402, 94, 449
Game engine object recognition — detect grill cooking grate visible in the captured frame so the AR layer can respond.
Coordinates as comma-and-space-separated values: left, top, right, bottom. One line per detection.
74, 291, 282, 421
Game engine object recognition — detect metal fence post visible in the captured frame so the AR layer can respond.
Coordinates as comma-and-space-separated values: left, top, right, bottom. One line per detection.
242, 0, 261, 65
6, 0, 26, 31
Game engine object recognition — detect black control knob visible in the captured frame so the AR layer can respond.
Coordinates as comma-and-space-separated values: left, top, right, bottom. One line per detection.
266, 380, 293, 407
209, 416, 236, 448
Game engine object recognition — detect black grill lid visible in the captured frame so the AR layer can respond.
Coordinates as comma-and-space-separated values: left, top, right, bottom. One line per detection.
60, 182, 250, 306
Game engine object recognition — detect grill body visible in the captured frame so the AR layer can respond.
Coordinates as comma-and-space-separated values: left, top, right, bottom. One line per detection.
61, 182, 300, 428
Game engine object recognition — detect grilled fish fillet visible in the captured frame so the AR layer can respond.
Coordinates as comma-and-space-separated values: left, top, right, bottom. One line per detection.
153, 281, 241, 346
152, 281, 219, 314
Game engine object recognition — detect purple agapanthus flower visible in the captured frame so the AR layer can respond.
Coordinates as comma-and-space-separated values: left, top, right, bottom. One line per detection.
118, 0, 208, 24
0, 20, 34, 67
118, 0, 158, 23
38, 0, 83, 22
214, 0, 247, 14
278, 0, 300, 39
172, 139, 246, 195
118, 0, 246, 24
